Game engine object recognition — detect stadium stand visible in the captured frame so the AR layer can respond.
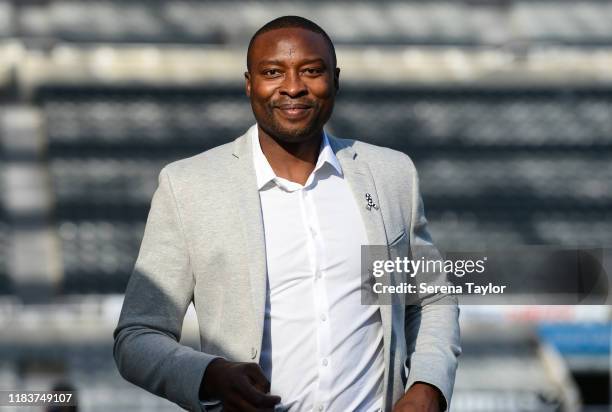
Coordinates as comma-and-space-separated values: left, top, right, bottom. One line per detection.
2, 1, 612, 46
0, 211, 11, 295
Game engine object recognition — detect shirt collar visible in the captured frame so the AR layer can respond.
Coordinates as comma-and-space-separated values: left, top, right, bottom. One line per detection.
251, 124, 342, 191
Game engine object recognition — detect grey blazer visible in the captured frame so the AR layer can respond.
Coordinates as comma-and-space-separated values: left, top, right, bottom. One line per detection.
113, 125, 461, 412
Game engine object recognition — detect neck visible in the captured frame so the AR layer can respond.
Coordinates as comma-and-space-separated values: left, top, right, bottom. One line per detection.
257, 125, 323, 185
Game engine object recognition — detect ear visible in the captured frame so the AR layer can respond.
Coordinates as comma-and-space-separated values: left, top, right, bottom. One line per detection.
334, 67, 340, 93
245, 71, 251, 97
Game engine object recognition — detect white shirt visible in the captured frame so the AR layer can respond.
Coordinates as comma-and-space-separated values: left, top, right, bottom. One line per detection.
252, 125, 384, 412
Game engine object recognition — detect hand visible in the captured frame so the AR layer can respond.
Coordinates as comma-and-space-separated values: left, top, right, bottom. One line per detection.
199, 358, 281, 412
393, 382, 444, 412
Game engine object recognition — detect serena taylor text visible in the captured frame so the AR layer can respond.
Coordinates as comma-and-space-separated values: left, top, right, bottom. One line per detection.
373, 282, 506, 296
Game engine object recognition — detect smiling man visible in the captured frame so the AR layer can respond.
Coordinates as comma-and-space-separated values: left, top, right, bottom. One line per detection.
114, 16, 460, 412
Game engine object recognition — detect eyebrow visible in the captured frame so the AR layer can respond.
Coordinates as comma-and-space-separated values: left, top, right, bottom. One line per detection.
257, 58, 328, 69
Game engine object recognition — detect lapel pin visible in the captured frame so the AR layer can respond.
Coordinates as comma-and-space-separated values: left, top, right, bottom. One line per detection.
365, 193, 378, 210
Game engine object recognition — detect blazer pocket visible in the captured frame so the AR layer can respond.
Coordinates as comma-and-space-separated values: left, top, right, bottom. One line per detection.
388, 229, 407, 248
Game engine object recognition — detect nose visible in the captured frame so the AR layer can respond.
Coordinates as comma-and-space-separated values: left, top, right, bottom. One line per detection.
279, 70, 307, 98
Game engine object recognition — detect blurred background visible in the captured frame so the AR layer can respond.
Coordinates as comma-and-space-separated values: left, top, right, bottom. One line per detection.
0, 0, 611, 411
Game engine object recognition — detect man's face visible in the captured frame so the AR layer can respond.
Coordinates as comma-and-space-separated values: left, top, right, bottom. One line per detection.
245, 28, 340, 143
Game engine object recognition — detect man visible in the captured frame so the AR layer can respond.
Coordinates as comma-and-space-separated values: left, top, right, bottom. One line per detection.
113, 16, 460, 412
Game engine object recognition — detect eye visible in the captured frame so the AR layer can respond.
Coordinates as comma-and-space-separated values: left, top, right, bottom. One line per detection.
263, 68, 281, 77
303, 67, 323, 75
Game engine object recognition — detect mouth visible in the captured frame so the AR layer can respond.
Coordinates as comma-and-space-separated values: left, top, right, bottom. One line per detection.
274, 104, 313, 119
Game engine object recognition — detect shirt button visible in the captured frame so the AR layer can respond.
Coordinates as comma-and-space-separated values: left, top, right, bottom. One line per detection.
315, 271, 322, 280
250, 347, 258, 359
320, 314, 327, 322
322, 358, 328, 367
318, 405, 324, 411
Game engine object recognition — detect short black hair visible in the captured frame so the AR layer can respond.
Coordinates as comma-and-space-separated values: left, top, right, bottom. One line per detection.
247, 15, 336, 71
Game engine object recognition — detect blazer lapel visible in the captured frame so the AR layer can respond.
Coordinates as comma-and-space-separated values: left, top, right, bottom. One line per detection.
333, 146, 388, 246
330, 135, 394, 407
230, 127, 267, 347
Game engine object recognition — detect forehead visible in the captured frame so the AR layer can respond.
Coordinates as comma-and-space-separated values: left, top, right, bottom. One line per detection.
250, 27, 332, 65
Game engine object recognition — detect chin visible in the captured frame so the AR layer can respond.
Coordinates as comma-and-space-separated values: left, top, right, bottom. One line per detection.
266, 121, 321, 144
275, 128, 318, 143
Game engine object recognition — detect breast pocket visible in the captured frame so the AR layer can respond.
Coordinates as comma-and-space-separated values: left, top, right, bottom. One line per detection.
387, 229, 411, 305
388, 229, 407, 248
387, 229, 410, 265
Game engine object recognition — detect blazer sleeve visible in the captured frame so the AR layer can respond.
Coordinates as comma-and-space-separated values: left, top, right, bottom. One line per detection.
113, 167, 219, 412
402, 157, 462, 411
